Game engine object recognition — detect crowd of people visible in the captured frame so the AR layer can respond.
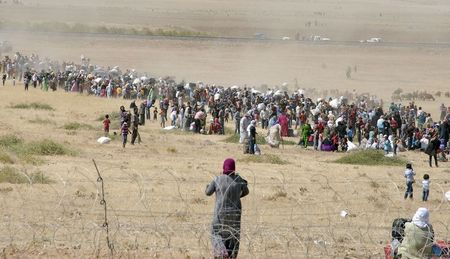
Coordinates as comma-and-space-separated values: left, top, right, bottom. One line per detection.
2, 51, 450, 161
2, 50, 450, 258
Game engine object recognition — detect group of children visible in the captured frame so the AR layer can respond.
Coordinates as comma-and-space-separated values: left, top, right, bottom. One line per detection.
404, 163, 430, 202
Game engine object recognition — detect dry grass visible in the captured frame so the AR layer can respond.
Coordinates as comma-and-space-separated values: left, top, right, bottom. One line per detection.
29, 171, 54, 184
28, 117, 56, 125
0, 21, 210, 37
63, 122, 95, 131
0, 167, 53, 184
266, 187, 288, 201
0, 166, 28, 184
239, 154, 288, 165
0, 135, 75, 164
27, 139, 76, 156
0, 149, 14, 164
0, 81, 448, 259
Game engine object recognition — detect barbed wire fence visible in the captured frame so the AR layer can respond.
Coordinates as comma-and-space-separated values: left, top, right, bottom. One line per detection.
0, 162, 449, 258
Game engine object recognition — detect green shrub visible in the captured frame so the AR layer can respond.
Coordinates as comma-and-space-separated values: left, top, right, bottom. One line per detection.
30, 171, 54, 184
335, 150, 406, 166
0, 135, 23, 148
9, 102, 54, 111
27, 139, 75, 156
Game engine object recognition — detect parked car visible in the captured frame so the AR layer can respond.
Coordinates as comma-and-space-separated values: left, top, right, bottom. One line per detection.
254, 33, 266, 40
360, 37, 383, 43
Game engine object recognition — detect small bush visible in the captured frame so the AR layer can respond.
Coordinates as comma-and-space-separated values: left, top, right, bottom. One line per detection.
9, 102, 54, 111
0, 135, 23, 148
30, 171, 54, 184
335, 150, 406, 166
240, 154, 288, 165
63, 122, 94, 131
27, 140, 75, 156
0, 166, 28, 184
167, 147, 177, 153
0, 149, 14, 164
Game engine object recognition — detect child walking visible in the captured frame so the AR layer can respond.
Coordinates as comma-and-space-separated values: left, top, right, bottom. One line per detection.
103, 114, 111, 137
121, 122, 130, 148
404, 163, 415, 199
384, 135, 391, 155
422, 174, 430, 202
160, 109, 166, 128
153, 107, 158, 121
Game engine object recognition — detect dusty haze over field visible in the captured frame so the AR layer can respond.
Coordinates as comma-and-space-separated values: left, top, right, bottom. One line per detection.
1, 0, 450, 97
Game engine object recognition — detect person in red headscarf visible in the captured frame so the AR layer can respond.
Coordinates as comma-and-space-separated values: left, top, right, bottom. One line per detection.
206, 158, 249, 258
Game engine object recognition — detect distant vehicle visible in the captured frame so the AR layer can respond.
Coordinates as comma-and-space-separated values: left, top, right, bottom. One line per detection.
360, 37, 383, 43
310, 35, 321, 41
0, 41, 12, 52
282, 36, 291, 41
254, 33, 266, 40
309, 35, 331, 41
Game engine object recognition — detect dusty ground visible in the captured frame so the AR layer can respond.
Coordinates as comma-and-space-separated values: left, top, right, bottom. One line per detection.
0, 0, 450, 257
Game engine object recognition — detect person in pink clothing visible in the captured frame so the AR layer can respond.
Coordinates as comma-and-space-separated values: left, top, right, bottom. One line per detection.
278, 113, 289, 137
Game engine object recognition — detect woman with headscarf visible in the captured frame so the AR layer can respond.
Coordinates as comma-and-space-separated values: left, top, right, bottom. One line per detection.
301, 120, 312, 148
266, 123, 282, 148
206, 159, 249, 259
425, 133, 440, 167
247, 120, 257, 154
398, 207, 434, 259
278, 112, 289, 137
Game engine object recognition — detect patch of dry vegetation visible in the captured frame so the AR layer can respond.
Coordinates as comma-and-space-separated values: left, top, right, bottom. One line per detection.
9, 102, 54, 111
335, 150, 406, 166
0, 149, 14, 164
28, 117, 56, 125
0, 135, 75, 164
63, 122, 95, 131
0, 166, 53, 184
239, 154, 288, 165
0, 21, 209, 37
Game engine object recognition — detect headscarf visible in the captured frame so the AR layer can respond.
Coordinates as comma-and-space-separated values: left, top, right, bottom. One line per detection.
223, 158, 235, 175
412, 207, 429, 228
